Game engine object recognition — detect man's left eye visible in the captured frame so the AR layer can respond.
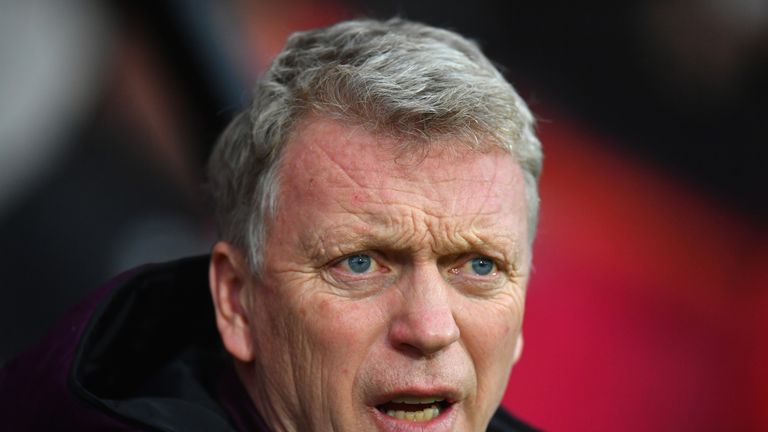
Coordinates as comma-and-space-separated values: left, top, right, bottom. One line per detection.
461, 256, 497, 276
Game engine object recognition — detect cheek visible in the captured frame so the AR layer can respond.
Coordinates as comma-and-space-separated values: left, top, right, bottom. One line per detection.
302, 297, 385, 375
460, 297, 525, 393
466, 311, 519, 364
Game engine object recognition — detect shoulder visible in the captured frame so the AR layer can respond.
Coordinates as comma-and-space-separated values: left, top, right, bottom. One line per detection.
0, 256, 214, 431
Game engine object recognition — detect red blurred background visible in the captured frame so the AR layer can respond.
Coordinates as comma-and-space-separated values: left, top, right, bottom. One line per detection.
1, 1, 765, 430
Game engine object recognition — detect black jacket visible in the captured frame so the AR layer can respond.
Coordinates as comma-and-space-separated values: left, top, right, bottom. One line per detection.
1, 256, 538, 431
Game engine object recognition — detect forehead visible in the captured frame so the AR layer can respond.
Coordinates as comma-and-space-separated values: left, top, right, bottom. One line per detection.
282, 117, 519, 189
275, 116, 528, 252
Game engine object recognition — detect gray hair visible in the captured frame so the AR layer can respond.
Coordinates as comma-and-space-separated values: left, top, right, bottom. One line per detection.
207, 18, 543, 275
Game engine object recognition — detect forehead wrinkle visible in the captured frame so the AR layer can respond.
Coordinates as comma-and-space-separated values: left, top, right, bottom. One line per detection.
429, 216, 521, 258
297, 123, 502, 193
335, 182, 503, 226
331, 188, 508, 255
318, 164, 455, 211
354, 172, 505, 204
283, 121, 380, 195
308, 140, 369, 191
332, 183, 447, 212
303, 222, 419, 260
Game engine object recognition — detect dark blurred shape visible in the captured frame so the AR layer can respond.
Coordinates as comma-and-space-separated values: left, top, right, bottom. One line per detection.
361, 0, 768, 219
0, 0, 110, 215
0, 0, 243, 362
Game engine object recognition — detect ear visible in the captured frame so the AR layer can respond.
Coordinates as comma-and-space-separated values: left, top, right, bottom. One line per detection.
209, 241, 255, 362
513, 332, 524, 364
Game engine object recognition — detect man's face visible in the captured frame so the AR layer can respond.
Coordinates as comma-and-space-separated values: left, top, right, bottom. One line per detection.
246, 116, 530, 432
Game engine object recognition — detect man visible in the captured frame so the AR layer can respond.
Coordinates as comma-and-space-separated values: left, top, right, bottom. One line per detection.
1, 18, 542, 431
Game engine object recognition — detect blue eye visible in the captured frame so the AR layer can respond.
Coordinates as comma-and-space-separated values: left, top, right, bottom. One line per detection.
470, 256, 495, 276
346, 254, 372, 273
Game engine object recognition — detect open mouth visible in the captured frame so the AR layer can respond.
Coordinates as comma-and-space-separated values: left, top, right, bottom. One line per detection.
376, 396, 451, 422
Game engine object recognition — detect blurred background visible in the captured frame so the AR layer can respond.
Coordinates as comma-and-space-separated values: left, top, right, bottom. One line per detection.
0, 0, 766, 430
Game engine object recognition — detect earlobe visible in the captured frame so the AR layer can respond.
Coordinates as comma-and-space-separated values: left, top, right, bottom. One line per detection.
209, 241, 255, 362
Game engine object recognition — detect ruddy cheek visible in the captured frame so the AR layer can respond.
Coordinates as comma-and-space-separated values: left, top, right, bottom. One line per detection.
316, 297, 362, 318
466, 311, 518, 360
311, 300, 366, 345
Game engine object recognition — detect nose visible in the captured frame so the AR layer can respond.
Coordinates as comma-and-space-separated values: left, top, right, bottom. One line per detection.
388, 265, 460, 357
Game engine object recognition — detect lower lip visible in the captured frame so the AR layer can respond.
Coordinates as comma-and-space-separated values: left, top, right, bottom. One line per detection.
369, 402, 459, 432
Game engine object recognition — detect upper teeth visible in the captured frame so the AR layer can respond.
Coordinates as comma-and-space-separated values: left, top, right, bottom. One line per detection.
391, 396, 444, 404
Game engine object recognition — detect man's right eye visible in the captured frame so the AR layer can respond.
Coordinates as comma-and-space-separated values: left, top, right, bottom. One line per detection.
336, 254, 378, 274
345, 255, 372, 273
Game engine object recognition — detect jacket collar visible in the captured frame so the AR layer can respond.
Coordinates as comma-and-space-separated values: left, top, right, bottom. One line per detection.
69, 255, 267, 431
